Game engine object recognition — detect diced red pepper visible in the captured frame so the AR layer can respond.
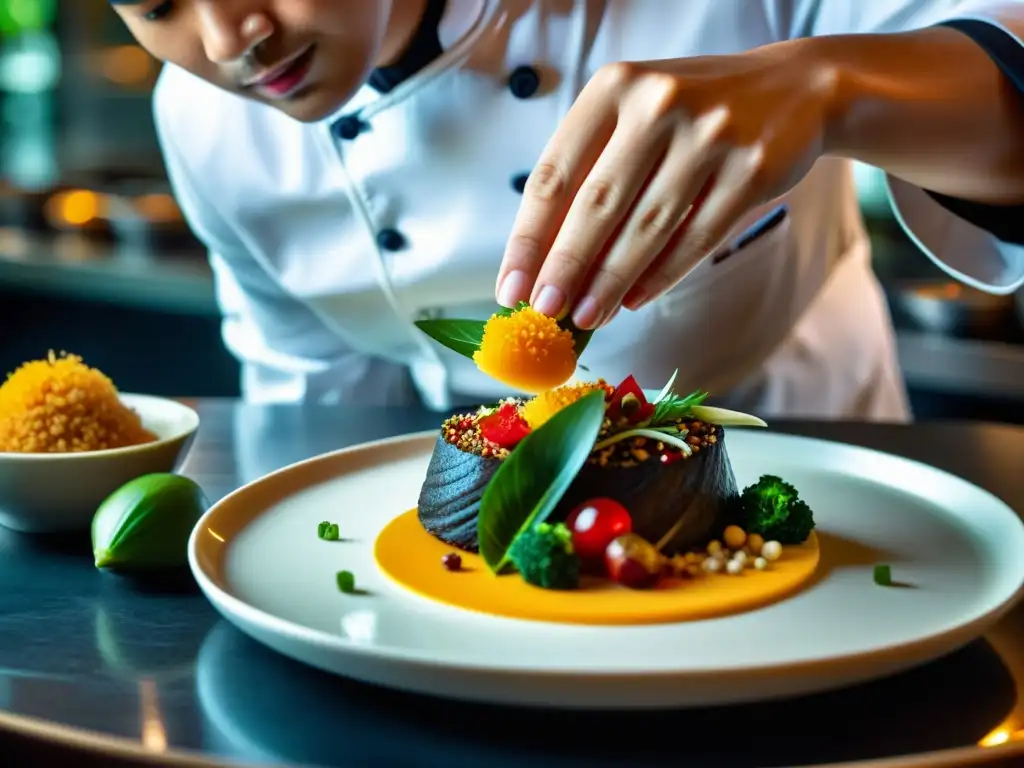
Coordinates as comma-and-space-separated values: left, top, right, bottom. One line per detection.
611, 374, 644, 404
478, 403, 531, 448
607, 375, 654, 423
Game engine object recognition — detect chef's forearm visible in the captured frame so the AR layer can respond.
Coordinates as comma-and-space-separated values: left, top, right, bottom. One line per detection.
813, 26, 1024, 205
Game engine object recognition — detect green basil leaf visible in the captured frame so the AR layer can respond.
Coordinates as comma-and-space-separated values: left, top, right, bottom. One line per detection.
555, 314, 594, 358
413, 319, 487, 359
477, 390, 607, 573
570, 328, 594, 358
417, 304, 594, 362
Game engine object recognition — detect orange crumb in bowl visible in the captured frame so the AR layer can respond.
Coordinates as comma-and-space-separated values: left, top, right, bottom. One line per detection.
472, 306, 578, 393
0, 351, 156, 453
522, 380, 612, 430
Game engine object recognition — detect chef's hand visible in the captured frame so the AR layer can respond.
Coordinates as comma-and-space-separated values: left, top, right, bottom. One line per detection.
495, 39, 832, 330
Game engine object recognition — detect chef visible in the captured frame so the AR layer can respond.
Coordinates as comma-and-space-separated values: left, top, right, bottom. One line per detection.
111, 0, 1024, 421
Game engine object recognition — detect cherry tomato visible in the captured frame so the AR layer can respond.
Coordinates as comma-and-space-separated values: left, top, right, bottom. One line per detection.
565, 498, 633, 560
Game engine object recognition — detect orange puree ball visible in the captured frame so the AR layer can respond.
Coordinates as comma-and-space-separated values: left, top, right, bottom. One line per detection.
472, 307, 577, 393
522, 381, 611, 430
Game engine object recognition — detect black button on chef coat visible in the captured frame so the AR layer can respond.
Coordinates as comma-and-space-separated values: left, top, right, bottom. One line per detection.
508, 65, 541, 99
333, 115, 366, 141
377, 228, 407, 252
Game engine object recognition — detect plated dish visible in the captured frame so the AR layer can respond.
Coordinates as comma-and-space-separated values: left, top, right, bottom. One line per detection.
189, 424, 1024, 707
375, 304, 818, 624
375, 372, 821, 624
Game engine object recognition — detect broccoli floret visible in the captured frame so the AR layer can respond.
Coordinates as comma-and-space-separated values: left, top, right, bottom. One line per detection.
739, 474, 815, 544
508, 521, 580, 590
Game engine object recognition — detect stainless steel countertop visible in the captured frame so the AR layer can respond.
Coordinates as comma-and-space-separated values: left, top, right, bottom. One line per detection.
2, 402, 1024, 768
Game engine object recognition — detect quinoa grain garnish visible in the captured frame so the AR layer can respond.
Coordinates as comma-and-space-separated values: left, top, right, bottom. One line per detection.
591, 419, 720, 468
441, 411, 512, 459
444, 403, 722, 471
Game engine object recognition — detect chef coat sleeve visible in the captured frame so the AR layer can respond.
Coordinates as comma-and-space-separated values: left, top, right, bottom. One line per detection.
787, 0, 1024, 295
152, 73, 360, 389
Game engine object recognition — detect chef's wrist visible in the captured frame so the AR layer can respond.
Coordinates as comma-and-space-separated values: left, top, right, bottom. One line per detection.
732, 34, 846, 159
808, 27, 1006, 162
796, 34, 870, 162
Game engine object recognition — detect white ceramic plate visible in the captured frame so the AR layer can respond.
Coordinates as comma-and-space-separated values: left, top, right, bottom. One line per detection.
188, 429, 1024, 709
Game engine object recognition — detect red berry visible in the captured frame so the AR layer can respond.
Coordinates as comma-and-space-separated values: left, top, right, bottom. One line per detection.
565, 498, 633, 560
441, 553, 462, 571
605, 533, 663, 589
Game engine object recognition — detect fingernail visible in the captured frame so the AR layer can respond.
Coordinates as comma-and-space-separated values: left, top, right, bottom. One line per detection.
623, 290, 648, 311
497, 270, 529, 308
532, 285, 565, 318
572, 295, 602, 330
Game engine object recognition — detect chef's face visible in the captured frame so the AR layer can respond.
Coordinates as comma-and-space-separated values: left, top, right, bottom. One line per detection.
110, 0, 395, 122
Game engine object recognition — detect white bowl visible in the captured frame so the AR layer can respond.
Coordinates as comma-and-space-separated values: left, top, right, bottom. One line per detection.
0, 393, 200, 533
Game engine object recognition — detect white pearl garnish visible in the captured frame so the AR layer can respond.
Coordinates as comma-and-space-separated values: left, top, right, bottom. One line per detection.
761, 541, 782, 561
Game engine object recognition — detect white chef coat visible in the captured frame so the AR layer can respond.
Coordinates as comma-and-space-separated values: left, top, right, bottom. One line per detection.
153, 0, 1024, 421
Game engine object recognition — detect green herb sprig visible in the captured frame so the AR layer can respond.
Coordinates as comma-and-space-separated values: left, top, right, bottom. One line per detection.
644, 368, 766, 429
649, 389, 710, 426
318, 521, 340, 541
336, 570, 356, 593
873, 564, 892, 586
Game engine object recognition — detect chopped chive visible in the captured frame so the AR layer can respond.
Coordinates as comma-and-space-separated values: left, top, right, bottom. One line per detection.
873, 564, 892, 586
336, 570, 356, 593
318, 521, 340, 541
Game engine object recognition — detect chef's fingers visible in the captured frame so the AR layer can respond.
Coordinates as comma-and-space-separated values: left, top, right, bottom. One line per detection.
570, 108, 729, 328
527, 120, 672, 326
627, 143, 764, 305
619, 178, 710, 310
496, 95, 617, 311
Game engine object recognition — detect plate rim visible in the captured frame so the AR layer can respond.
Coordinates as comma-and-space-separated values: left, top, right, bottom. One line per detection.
188, 427, 1024, 681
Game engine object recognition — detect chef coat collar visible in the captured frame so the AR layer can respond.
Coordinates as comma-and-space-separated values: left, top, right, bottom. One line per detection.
369, 0, 448, 94
316, 0, 500, 127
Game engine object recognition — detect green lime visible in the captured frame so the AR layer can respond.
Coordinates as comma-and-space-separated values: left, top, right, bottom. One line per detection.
92, 473, 209, 571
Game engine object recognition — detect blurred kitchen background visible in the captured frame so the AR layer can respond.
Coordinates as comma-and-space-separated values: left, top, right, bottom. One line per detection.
2, 0, 1024, 422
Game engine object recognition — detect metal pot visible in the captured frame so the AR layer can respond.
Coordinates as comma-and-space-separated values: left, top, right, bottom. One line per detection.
887, 279, 1020, 340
